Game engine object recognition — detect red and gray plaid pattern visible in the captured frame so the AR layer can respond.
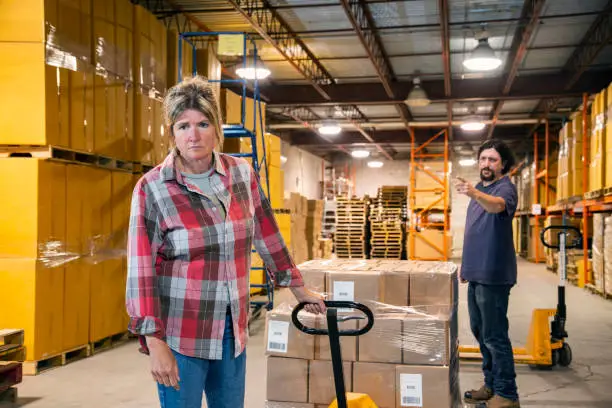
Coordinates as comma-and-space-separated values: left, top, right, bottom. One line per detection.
126, 149, 303, 359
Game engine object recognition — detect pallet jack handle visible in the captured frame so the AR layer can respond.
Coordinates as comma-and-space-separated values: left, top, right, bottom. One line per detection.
292, 301, 375, 408
540, 225, 583, 341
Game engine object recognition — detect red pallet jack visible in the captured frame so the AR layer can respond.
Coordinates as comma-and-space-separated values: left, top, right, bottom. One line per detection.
292, 301, 377, 408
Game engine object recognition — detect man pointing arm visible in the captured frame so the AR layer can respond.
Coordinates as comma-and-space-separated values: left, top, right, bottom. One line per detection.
457, 140, 521, 408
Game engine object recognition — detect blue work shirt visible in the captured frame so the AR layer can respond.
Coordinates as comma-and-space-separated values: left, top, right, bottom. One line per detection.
460, 176, 518, 286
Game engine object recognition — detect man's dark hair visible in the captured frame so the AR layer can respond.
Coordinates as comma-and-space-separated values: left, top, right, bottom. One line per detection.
477, 139, 516, 175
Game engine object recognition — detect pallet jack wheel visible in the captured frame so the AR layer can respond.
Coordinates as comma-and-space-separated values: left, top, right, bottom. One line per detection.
558, 343, 572, 367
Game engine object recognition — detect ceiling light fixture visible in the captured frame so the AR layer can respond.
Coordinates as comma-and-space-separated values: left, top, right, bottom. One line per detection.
367, 160, 384, 168
405, 77, 430, 107
351, 150, 370, 158
463, 30, 502, 71
459, 158, 476, 167
318, 123, 342, 135
235, 57, 271, 80
460, 119, 486, 132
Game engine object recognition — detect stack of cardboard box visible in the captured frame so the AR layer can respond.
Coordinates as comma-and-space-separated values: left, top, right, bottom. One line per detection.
307, 200, 324, 260
286, 193, 309, 265
264, 259, 460, 408
604, 215, 612, 296
318, 238, 333, 260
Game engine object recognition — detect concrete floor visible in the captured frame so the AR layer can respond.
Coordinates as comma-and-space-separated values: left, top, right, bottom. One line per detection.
9, 258, 612, 407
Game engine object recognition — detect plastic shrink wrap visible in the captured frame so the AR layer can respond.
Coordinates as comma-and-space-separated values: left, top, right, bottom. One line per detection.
264, 259, 461, 408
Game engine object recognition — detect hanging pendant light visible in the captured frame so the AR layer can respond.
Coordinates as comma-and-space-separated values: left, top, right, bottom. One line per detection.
405, 77, 430, 107
463, 30, 502, 71
235, 56, 271, 80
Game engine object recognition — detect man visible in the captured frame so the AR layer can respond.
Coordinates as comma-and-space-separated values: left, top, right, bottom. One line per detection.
455, 139, 520, 408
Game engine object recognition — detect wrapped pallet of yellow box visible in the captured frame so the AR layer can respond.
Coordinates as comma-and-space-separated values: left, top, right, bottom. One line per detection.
606, 82, 612, 189
0, 1, 91, 150
589, 88, 607, 194
0, 159, 68, 361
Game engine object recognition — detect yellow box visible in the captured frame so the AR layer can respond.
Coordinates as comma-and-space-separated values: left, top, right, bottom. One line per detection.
0, 160, 67, 258
134, 91, 155, 164
64, 164, 93, 350
0, 43, 72, 147
0, 258, 65, 361
409, 230, 451, 260
0, 0, 58, 42
589, 155, 605, 193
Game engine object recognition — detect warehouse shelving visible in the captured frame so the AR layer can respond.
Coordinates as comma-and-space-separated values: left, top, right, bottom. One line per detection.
407, 127, 451, 261
177, 31, 274, 320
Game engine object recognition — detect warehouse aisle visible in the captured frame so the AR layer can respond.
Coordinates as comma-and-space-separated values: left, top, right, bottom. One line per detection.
12, 259, 612, 407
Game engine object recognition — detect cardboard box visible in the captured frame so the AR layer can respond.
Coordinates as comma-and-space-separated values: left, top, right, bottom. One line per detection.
308, 360, 352, 405
396, 365, 457, 408
407, 266, 456, 307
358, 315, 403, 364
301, 268, 326, 294
326, 270, 384, 307
266, 357, 308, 403
383, 270, 410, 306
353, 362, 396, 408
402, 314, 451, 366
314, 316, 357, 362
265, 307, 315, 360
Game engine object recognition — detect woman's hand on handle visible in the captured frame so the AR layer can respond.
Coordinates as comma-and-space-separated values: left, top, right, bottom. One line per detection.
290, 286, 327, 315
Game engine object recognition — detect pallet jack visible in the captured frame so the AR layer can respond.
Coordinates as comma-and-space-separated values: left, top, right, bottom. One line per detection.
459, 223, 582, 369
292, 301, 377, 408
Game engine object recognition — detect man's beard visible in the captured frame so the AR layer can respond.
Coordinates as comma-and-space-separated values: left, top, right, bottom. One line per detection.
480, 168, 495, 182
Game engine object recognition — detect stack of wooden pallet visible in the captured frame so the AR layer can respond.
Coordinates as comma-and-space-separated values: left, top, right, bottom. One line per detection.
0, 329, 24, 404
334, 197, 369, 259
369, 186, 407, 259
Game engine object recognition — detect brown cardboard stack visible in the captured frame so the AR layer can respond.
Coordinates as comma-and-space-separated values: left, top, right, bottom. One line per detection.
318, 238, 333, 259
593, 214, 605, 293
286, 193, 308, 265
264, 260, 461, 408
307, 200, 324, 260
604, 216, 612, 296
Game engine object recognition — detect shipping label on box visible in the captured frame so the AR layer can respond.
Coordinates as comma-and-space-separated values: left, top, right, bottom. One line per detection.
265, 307, 315, 360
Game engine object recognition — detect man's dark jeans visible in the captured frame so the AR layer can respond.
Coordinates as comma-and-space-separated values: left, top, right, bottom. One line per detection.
468, 282, 519, 401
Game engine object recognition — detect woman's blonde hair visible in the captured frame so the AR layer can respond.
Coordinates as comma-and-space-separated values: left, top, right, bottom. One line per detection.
163, 75, 224, 150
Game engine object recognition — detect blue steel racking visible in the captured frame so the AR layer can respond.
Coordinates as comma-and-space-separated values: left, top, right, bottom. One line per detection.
177, 31, 274, 322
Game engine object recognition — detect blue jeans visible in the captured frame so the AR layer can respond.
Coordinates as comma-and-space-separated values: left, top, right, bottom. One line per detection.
157, 311, 246, 408
468, 282, 518, 401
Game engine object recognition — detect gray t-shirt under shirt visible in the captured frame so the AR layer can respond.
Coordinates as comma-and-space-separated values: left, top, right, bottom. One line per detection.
181, 168, 227, 220
460, 176, 518, 286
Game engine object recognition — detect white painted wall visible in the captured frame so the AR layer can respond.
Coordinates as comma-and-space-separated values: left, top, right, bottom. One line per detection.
345, 159, 412, 197
280, 142, 327, 199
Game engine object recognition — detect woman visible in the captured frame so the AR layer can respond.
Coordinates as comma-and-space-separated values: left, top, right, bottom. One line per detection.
126, 76, 325, 408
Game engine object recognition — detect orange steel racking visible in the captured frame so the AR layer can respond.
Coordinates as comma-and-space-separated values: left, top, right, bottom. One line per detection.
408, 127, 450, 261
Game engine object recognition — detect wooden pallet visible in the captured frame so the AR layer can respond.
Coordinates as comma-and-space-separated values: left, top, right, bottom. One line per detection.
585, 189, 603, 200
22, 344, 91, 376
0, 387, 17, 404
0, 145, 136, 172
604, 186, 612, 197
0, 330, 25, 363
90, 332, 131, 355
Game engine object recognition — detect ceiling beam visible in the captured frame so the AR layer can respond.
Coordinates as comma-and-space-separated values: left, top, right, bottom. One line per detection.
226, 0, 335, 100
262, 70, 612, 107
525, 0, 612, 141
340, 0, 412, 139
487, 0, 547, 139
438, 0, 453, 141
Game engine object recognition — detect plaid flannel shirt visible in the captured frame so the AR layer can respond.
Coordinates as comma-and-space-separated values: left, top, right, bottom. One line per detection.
126, 149, 304, 360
